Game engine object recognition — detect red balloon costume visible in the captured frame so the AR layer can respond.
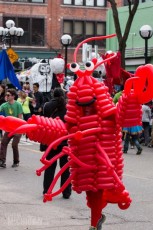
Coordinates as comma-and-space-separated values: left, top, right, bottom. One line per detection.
1, 34, 153, 230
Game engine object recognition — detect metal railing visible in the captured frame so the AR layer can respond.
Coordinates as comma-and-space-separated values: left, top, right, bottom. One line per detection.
125, 47, 153, 58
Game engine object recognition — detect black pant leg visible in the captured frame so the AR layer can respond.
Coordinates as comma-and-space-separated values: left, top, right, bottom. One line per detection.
43, 149, 57, 193
43, 144, 71, 196
60, 154, 71, 196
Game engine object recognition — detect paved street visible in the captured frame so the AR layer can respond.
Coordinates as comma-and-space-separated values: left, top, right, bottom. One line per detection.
0, 137, 153, 230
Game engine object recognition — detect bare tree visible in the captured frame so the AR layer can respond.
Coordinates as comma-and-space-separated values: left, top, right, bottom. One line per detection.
107, 0, 139, 68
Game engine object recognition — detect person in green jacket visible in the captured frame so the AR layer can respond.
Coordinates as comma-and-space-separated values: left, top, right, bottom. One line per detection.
113, 85, 124, 104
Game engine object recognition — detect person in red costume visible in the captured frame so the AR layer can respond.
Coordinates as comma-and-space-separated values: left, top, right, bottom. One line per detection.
103, 51, 132, 95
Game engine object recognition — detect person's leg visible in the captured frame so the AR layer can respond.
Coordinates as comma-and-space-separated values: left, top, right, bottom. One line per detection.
23, 114, 31, 140
130, 136, 134, 149
11, 134, 22, 166
145, 123, 150, 145
132, 135, 142, 155
60, 154, 71, 198
123, 133, 130, 153
143, 122, 150, 145
151, 123, 153, 144
0, 130, 2, 139
43, 161, 57, 194
43, 149, 57, 194
148, 123, 153, 147
86, 190, 104, 229
0, 132, 11, 166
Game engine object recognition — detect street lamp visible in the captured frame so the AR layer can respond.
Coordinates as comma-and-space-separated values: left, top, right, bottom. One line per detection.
60, 34, 72, 79
0, 19, 24, 48
139, 25, 153, 64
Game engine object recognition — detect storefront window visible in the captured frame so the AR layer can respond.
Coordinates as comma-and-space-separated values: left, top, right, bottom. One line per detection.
3, 17, 45, 46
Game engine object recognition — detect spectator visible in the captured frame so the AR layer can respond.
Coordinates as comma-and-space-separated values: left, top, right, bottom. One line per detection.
32, 83, 44, 115
64, 79, 74, 93
142, 103, 151, 146
0, 84, 6, 138
17, 90, 33, 121
23, 82, 33, 97
0, 84, 6, 106
148, 120, 153, 148
42, 87, 71, 199
0, 88, 23, 168
113, 85, 124, 104
22, 82, 34, 114
123, 125, 143, 155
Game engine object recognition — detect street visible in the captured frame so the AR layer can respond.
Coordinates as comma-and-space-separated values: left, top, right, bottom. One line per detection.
0, 137, 153, 230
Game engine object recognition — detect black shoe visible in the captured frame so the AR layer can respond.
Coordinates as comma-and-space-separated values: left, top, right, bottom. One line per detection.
136, 148, 142, 155
0, 160, 6, 168
43, 190, 47, 195
63, 194, 71, 199
123, 150, 127, 154
12, 163, 19, 168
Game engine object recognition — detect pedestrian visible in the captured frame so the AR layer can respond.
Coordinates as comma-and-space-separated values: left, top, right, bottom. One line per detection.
17, 90, 33, 121
42, 87, 71, 199
123, 125, 143, 155
0, 84, 6, 138
113, 85, 135, 148
148, 119, 153, 148
0, 84, 6, 105
32, 83, 44, 115
113, 85, 124, 104
0, 88, 23, 168
142, 103, 151, 146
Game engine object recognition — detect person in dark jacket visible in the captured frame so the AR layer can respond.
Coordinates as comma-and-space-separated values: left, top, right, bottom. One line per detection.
32, 83, 44, 115
0, 84, 6, 138
42, 87, 71, 199
0, 84, 6, 106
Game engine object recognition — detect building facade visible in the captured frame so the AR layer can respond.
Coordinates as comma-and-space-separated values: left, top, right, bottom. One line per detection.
106, 1, 153, 71
0, 0, 124, 63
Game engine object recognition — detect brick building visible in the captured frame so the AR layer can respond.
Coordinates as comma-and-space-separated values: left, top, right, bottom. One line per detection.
0, 0, 123, 62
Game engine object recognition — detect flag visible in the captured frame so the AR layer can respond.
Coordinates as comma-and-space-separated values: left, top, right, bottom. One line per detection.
0, 49, 21, 89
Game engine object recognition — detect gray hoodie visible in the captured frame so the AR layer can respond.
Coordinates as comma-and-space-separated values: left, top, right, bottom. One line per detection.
142, 104, 151, 123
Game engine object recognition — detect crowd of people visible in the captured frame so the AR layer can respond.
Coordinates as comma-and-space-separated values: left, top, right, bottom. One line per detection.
113, 86, 153, 155
0, 83, 43, 168
0, 80, 153, 198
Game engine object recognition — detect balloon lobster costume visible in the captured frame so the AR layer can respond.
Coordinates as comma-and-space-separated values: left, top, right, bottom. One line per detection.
1, 34, 153, 230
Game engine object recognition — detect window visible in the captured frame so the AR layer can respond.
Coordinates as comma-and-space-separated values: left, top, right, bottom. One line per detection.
31, 0, 45, 2
123, 0, 150, 6
73, 21, 84, 46
63, 0, 72, 4
2, 0, 45, 3
86, 0, 94, 6
63, 20, 106, 47
75, 0, 83, 5
3, 17, 45, 46
97, 0, 105, 6
32, 18, 44, 46
63, 0, 106, 7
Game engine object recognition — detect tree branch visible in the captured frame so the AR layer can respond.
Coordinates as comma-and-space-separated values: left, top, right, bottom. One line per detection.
106, 0, 139, 68
107, 0, 122, 43
122, 0, 139, 42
